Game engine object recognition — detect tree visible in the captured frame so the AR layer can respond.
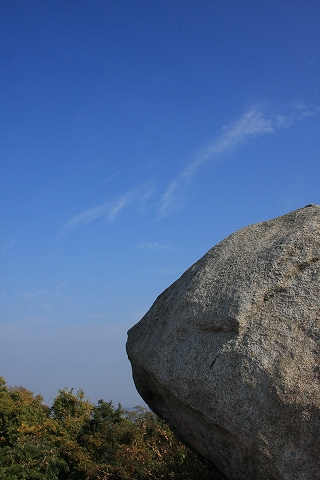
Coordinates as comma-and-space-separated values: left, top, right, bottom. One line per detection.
0, 377, 68, 479
50, 388, 93, 479
0, 377, 225, 480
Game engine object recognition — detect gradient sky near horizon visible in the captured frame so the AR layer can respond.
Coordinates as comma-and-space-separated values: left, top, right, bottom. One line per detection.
1, 0, 319, 406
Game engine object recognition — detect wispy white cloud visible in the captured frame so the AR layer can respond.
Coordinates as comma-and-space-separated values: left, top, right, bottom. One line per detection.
137, 184, 156, 213
136, 242, 174, 251
55, 284, 67, 295
274, 102, 320, 128
158, 103, 320, 218
0, 238, 17, 256
59, 182, 154, 237
22, 292, 36, 299
22, 284, 78, 311
57, 102, 319, 231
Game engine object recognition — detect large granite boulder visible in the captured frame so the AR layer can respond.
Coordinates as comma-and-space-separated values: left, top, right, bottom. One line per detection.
126, 205, 320, 480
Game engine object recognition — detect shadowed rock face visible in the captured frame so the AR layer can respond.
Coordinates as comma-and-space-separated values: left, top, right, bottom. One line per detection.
126, 205, 320, 480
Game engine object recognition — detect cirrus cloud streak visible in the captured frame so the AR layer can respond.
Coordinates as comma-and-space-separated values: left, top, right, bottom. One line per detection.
158, 103, 320, 217
59, 102, 319, 234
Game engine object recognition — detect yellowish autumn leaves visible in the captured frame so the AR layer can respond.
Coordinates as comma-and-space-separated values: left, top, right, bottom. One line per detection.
0, 377, 224, 480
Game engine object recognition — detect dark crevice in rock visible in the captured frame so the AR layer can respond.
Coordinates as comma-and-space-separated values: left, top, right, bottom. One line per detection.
244, 256, 320, 322
297, 256, 320, 271
210, 355, 219, 368
262, 256, 319, 302
263, 287, 287, 302
199, 319, 240, 334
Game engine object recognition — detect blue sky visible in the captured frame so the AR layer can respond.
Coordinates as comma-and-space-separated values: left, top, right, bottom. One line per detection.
0, 0, 319, 406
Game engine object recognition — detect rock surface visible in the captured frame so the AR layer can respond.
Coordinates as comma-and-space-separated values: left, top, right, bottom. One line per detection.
126, 205, 320, 480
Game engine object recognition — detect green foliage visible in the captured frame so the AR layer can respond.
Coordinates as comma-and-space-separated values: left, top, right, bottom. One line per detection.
0, 377, 68, 479
0, 376, 225, 480
0, 436, 69, 480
